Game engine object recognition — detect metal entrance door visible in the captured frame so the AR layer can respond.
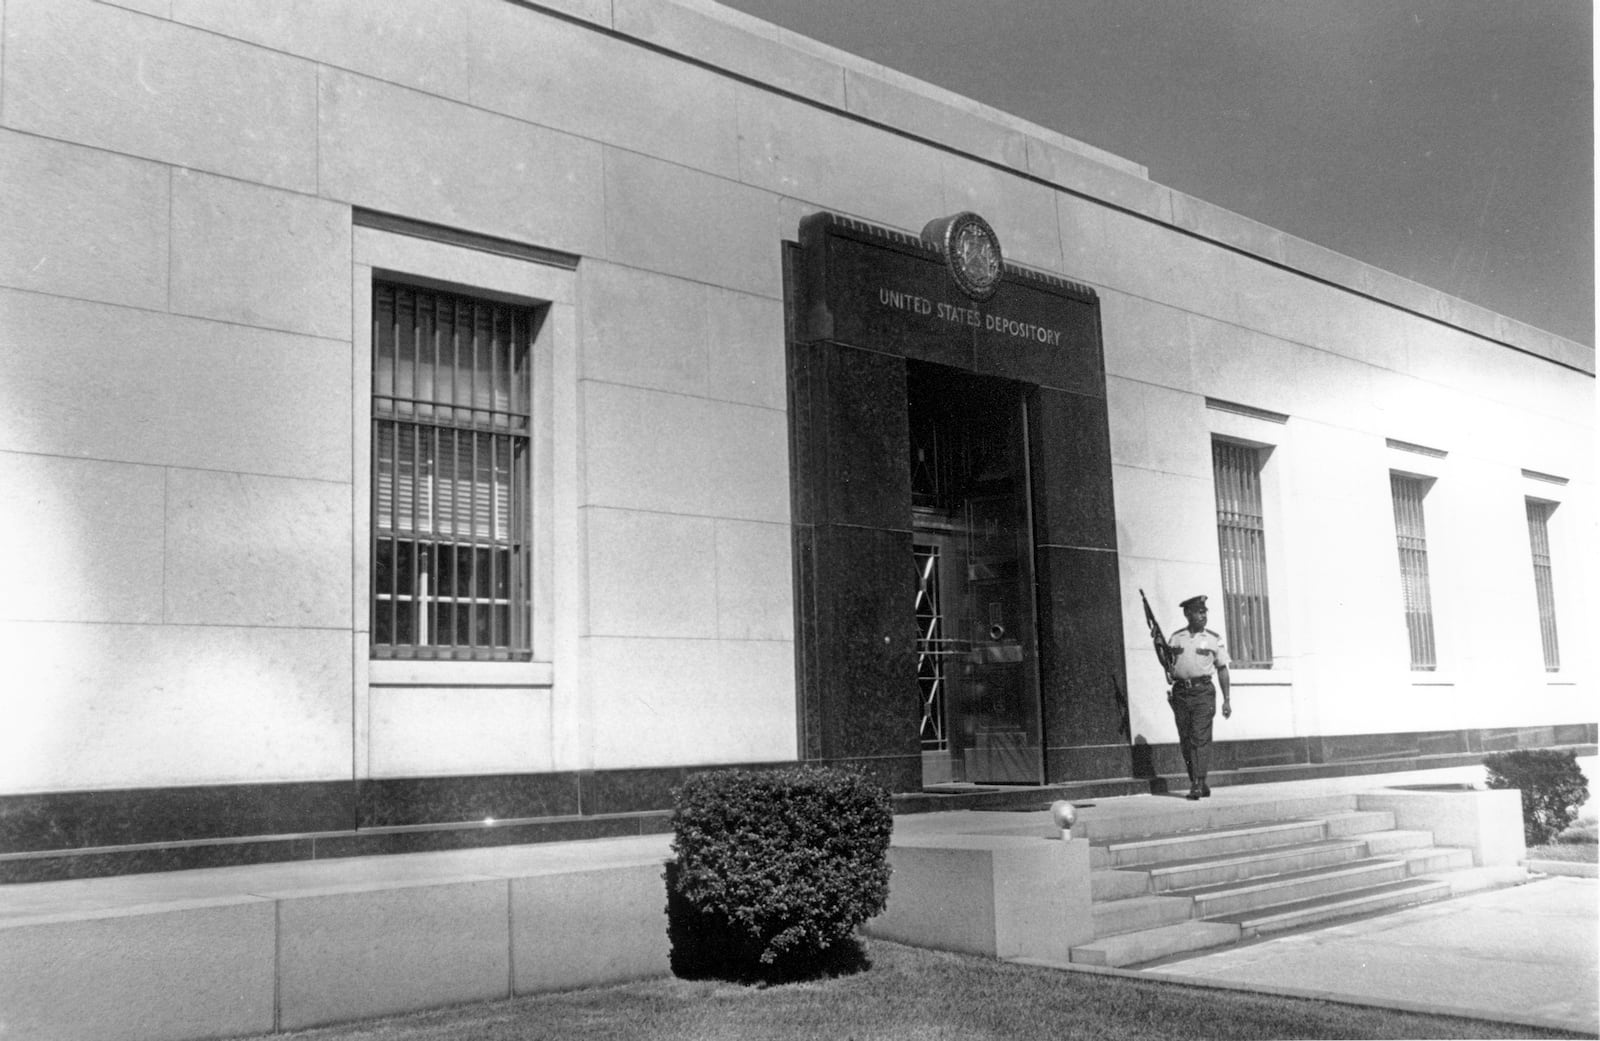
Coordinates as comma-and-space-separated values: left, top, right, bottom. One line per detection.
909, 364, 1043, 786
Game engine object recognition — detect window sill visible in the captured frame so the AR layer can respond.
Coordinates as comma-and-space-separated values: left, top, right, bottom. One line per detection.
1408, 671, 1456, 687
369, 659, 553, 688
1227, 669, 1292, 687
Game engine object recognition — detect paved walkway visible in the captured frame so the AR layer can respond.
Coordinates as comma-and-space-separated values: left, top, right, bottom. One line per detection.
1026, 756, 1600, 1037
1143, 874, 1598, 1036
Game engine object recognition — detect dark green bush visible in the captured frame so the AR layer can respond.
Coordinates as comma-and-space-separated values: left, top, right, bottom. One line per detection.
1483, 749, 1590, 845
666, 765, 892, 981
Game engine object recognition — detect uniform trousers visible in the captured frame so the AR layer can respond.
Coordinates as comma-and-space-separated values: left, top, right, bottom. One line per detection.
1169, 676, 1217, 786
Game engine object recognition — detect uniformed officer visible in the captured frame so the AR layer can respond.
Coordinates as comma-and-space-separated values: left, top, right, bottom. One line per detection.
1167, 594, 1231, 800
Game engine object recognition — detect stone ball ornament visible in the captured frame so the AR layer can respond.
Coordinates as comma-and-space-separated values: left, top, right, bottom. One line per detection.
1050, 799, 1078, 840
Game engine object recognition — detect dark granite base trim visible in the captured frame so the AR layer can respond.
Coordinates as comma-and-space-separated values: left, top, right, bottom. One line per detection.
358, 772, 583, 827
0, 764, 786, 857
0, 780, 353, 854
0, 813, 675, 885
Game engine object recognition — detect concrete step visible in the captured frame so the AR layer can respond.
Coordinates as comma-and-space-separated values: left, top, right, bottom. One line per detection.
1099, 819, 1331, 868
1090, 868, 1151, 901
1428, 864, 1530, 895
1356, 829, 1437, 855
1181, 857, 1412, 918
1091, 893, 1192, 938
1070, 919, 1242, 967
1146, 838, 1369, 891
1205, 876, 1453, 936
1398, 845, 1474, 875
1318, 809, 1397, 837
1072, 793, 1361, 843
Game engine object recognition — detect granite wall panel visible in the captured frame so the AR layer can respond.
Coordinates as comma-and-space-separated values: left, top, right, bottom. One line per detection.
807, 525, 922, 765
0, 290, 351, 481
1029, 388, 1119, 551
0, 129, 170, 310
170, 168, 351, 339
815, 345, 911, 529
174, 0, 475, 101
358, 773, 580, 828
3, 0, 318, 191
0, 780, 353, 854
318, 67, 605, 256
1036, 545, 1129, 767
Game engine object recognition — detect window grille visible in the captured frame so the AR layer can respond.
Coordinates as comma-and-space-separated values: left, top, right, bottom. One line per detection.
372, 282, 532, 660
1526, 499, 1560, 671
1211, 439, 1273, 667
1390, 474, 1436, 670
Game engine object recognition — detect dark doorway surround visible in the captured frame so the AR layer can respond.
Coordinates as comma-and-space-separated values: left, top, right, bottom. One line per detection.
786, 212, 1131, 792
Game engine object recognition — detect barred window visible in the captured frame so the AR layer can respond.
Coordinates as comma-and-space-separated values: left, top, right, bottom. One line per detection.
1526, 499, 1560, 672
1390, 473, 1436, 671
372, 282, 532, 661
1211, 439, 1273, 667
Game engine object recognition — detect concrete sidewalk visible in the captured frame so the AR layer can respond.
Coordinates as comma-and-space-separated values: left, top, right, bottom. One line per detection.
1141, 873, 1598, 1036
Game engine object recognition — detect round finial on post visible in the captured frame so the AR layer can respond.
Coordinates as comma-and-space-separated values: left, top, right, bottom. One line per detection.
1050, 799, 1077, 840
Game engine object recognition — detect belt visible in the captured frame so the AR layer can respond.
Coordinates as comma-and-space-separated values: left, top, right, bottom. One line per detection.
1171, 676, 1214, 689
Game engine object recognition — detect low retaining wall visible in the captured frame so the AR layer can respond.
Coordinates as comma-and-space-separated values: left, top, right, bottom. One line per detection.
1355, 788, 1526, 867
866, 833, 1094, 962
0, 860, 670, 1041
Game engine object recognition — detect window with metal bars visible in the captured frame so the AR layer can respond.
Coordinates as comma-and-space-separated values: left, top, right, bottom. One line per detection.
1526, 499, 1560, 672
1211, 439, 1273, 667
372, 281, 532, 661
1389, 473, 1436, 671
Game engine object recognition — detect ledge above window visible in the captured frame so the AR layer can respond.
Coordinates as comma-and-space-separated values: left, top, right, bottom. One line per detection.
368, 659, 553, 688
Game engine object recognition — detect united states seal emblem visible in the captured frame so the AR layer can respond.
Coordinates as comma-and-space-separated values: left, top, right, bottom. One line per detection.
923, 212, 1003, 301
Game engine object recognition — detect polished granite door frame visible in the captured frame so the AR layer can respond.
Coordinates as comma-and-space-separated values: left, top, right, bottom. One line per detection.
787, 212, 1131, 789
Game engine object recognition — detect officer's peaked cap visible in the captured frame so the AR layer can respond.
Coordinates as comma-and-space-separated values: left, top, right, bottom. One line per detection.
1179, 594, 1208, 612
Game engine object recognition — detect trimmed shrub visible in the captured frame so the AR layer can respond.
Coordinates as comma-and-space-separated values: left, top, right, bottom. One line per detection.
1484, 749, 1590, 845
666, 766, 892, 981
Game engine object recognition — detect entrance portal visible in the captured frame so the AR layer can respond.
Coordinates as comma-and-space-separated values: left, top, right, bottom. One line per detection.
787, 211, 1126, 792
908, 363, 1043, 786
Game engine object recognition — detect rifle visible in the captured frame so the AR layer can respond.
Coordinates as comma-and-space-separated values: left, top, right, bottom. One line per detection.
1139, 589, 1176, 686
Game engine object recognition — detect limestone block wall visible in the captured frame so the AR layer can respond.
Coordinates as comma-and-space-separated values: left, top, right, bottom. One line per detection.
0, 0, 357, 793
0, 0, 1591, 798
1084, 192, 1596, 749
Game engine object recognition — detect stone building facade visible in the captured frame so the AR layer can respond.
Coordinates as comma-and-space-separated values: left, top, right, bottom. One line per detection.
1, 0, 1591, 878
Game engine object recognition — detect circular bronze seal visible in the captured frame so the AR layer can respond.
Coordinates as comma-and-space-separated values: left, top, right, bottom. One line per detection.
924, 212, 1003, 301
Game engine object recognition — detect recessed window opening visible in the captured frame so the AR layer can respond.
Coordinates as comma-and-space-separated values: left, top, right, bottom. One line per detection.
1526, 498, 1560, 672
1211, 438, 1273, 668
1390, 472, 1437, 671
371, 281, 533, 661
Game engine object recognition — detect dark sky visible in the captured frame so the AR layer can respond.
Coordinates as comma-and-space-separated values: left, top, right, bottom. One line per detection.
718, 0, 1594, 347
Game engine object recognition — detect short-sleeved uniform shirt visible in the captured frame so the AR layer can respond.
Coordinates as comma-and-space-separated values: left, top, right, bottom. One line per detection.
1168, 628, 1230, 681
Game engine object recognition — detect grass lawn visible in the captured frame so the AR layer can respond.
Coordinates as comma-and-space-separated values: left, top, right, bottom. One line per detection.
1530, 815, 1599, 863
1529, 841, 1599, 863
270, 940, 1584, 1041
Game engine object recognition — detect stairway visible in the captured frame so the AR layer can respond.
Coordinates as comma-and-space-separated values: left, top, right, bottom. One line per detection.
1069, 806, 1518, 968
